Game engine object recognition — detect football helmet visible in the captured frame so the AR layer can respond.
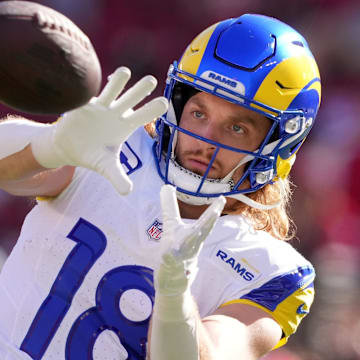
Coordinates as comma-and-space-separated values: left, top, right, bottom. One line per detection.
153, 14, 321, 207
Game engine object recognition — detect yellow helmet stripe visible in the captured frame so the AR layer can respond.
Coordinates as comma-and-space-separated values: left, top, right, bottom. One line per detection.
252, 55, 321, 114
178, 22, 219, 81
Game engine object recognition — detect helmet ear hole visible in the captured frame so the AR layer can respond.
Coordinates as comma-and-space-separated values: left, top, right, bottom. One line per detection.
268, 121, 280, 143
172, 82, 199, 123
161, 124, 171, 153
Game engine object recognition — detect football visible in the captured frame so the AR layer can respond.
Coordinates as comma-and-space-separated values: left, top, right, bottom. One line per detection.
0, 0, 102, 115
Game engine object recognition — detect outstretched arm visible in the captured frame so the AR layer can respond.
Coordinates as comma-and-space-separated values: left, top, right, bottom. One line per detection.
0, 67, 168, 197
0, 118, 75, 196
149, 185, 282, 359
0, 141, 74, 197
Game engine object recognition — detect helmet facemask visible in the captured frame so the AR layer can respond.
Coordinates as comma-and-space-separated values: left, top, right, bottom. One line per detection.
153, 14, 321, 209
153, 64, 310, 209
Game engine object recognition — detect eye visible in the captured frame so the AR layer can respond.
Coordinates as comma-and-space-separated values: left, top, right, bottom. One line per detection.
192, 111, 204, 119
232, 124, 244, 134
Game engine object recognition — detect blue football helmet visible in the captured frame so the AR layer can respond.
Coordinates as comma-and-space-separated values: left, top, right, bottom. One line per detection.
153, 14, 321, 206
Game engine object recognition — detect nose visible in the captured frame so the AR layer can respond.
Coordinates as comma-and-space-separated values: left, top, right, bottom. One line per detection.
198, 121, 219, 149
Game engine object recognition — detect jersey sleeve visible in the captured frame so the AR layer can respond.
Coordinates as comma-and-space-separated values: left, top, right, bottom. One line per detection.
220, 265, 315, 349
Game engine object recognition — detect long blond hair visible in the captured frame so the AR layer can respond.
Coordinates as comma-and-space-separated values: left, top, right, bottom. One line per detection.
223, 179, 296, 241
145, 123, 295, 241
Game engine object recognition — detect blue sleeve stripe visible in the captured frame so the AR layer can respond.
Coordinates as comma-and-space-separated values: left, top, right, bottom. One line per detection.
241, 266, 315, 312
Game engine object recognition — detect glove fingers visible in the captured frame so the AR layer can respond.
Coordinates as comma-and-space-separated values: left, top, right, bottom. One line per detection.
125, 97, 168, 129
197, 196, 226, 227
111, 75, 158, 114
194, 196, 226, 243
176, 230, 207, 260
96, 67, 131, 107
178, 196, 226, 257
160, 184, 181, 226
99, 156, 133, 195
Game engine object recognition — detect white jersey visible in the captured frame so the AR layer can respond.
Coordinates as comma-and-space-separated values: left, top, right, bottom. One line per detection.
0, 127, 315, 359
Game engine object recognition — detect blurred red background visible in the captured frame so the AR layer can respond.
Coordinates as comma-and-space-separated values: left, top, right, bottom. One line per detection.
1, 1, 359, 359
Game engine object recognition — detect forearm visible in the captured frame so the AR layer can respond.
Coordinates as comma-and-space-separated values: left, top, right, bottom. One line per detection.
149, 291, 215, 360
0, 162, 75, 197
149, 296, 278, 360
0, 118, 74, 196
0, 117, 51, 180
0, 144, 44, 181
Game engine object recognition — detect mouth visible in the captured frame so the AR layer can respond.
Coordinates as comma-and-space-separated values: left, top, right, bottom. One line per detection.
185, 157, 216, 176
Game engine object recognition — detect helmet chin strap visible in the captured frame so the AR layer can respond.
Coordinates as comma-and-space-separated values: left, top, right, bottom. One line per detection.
176, 188, 282, 210
227, 189, 282, 210
168, 157, 284, 210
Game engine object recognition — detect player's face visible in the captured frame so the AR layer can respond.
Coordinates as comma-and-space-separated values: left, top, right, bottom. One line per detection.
175, 91, 272, 183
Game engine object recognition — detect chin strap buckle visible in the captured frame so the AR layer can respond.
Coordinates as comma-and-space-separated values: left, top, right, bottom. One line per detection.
255, 169, 274, 184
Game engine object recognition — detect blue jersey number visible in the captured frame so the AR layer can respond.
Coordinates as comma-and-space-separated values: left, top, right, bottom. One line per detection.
21, 218, 154, 360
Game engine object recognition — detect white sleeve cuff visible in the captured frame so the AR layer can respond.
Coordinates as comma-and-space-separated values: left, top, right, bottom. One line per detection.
150, 292, 199, 360
30, 123, 65, 169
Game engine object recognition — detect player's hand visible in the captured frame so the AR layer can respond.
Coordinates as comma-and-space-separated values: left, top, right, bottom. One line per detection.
155, 185, 226, 297
30, 67, 168, 195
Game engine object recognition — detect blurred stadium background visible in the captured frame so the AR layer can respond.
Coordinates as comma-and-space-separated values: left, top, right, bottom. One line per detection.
0, 0, 359, 359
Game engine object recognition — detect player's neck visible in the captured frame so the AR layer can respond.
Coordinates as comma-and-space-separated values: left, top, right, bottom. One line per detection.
178, 197, 236, 219
178, 200, 209, 220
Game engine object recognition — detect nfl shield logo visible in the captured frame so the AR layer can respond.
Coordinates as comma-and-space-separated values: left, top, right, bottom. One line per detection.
146, 219, 163, 241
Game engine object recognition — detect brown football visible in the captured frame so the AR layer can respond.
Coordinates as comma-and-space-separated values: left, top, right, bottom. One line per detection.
0, 0, 102, 115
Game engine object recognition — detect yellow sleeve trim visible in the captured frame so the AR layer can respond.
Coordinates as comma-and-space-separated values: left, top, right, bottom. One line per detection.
220, 298, 288, 350
36, 196, 56, 201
